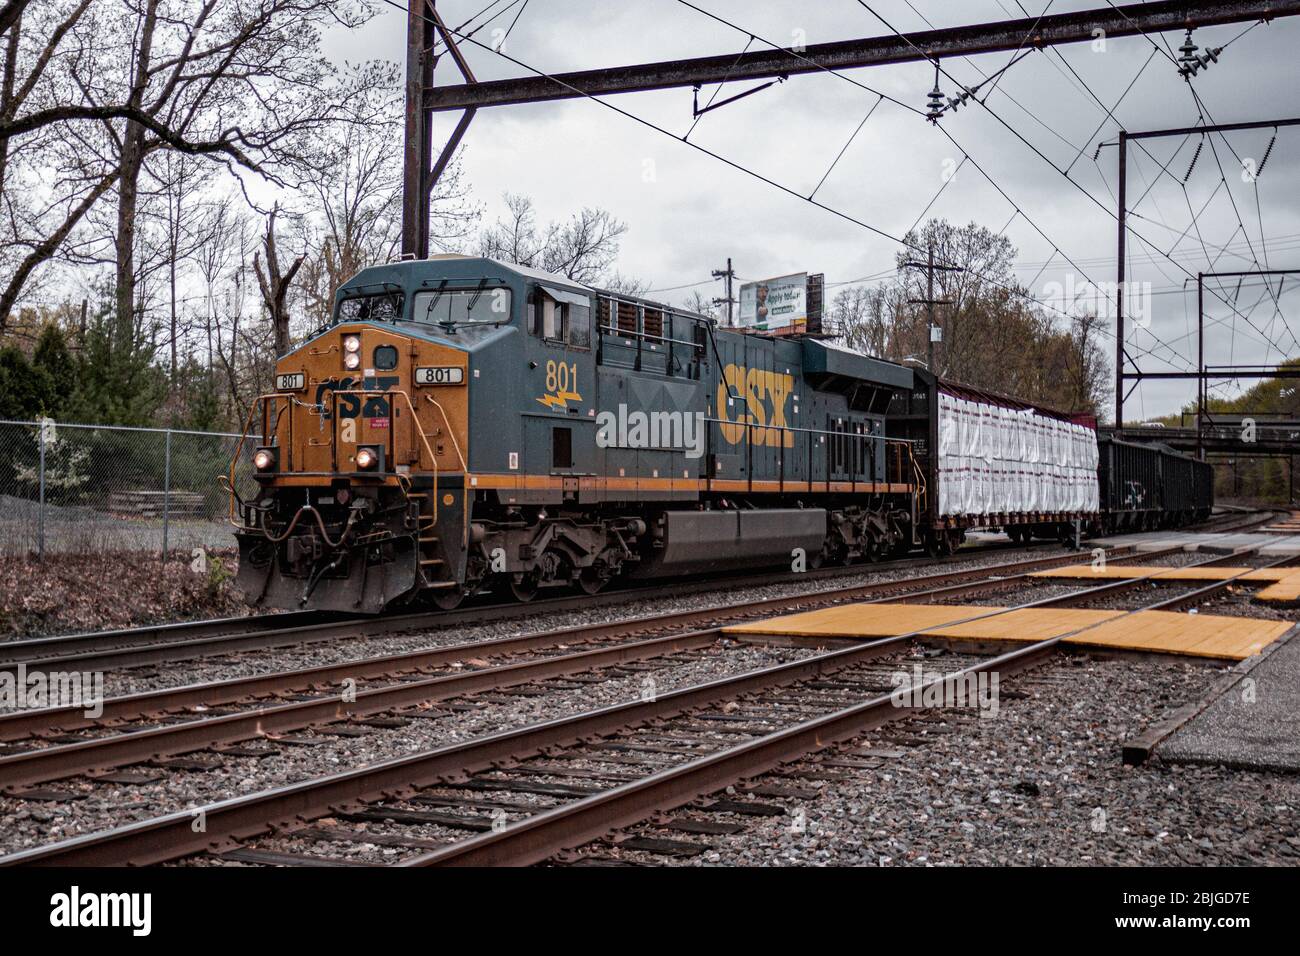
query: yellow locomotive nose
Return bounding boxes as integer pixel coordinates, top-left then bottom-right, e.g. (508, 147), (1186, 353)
(229, 306), (474, 613)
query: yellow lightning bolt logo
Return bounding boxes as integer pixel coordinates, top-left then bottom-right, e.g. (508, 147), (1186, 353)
(536, 389), (582, 410)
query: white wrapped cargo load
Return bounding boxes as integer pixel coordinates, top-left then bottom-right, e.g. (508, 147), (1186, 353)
(936, 391), (1098, 517)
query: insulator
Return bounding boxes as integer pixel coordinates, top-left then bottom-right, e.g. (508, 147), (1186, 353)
(1093, 142), (1103, 161)
(926, 83), (945, 122)
(1178, 29), (1200, 76)
(1256, 133), (1277, 177)
(925, 60), (945, 123)
(1184, 139), (1204, 182)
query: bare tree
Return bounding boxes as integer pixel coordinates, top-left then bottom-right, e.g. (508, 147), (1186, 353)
(151, 150), (208, 376)
(253, 204), (303, 356)
(479, 193), (630, 285)
(830, 219), (1111, 412)
(833, 284), (898, 357)
(681, 290), (719, 318)
(297, 76), (478, 330)
(0, 0), (382, 330)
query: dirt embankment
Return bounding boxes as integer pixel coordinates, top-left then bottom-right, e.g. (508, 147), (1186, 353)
(0, 548), (249, 639)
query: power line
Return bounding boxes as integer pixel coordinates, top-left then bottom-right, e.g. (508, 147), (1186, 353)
(856, 1), (1292, 371)
(660, 0), (1195, 371)
(393, 0), (1123, 341)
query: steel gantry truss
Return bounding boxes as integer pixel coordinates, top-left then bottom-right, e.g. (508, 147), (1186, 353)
(1114, 118), (1300, 431)
(401, 0), (1300, 273)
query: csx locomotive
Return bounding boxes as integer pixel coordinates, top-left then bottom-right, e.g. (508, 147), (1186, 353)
(227, 255), (1210, 613)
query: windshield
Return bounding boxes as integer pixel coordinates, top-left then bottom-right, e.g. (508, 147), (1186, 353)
(412, 287), (512, 327)
(336, 291), (403, 323)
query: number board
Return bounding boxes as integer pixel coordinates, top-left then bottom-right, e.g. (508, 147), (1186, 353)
(414, 366), (465, 386)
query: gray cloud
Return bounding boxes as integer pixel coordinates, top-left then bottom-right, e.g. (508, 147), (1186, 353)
(332, 0), (1300, 418)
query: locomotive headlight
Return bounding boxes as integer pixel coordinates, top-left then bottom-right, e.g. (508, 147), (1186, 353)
(252, 447), (277, 472)
(355, 446), (378, 470)
(343, 351), (361, 370)
(343, 334), (361, 353)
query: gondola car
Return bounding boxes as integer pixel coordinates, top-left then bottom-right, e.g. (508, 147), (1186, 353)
(1096, 435), (1213, 532)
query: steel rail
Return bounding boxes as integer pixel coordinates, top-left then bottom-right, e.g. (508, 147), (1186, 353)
(403, 564), (1287, 866)
(0, 542), (1258, 867)
(402, 639), (1060, 866)
(1, 510), (1265, 673)
(0, 629), (725, 790)
(0, 541), (1117, 676)
(0, 537), (1051, 673)
(0, 544), (1146, 742)
(0, 544), (1155, 783)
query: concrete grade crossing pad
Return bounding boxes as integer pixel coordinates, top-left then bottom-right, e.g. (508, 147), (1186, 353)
(724, 603), (1293, 662)
(1158, 626), (1300, 772)
(1088, 531), (1300, 555)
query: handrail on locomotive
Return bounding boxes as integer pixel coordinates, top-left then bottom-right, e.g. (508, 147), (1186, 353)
(224, 387), (441, 536)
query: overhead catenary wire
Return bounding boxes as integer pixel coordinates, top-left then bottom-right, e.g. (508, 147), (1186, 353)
(662, 0), (1197, 370)
(856, 0), (1293, 372)
(378, 0), (1150, 349)
(388, 0), (1288, 378)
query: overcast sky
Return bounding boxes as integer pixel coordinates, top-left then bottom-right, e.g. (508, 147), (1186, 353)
(325, 0), (1300, 421)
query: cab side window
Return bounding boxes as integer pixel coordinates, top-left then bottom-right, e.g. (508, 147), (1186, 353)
(568, 303), (591, 348)
(542, 297), (567, 341)
(534, 288), (591, 350)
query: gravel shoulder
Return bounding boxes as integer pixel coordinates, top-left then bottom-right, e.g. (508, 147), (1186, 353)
(588, 653), (1300, 866)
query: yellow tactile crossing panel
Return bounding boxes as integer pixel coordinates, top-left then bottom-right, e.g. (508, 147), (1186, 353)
(1257, 575), (1300, 604)
(723, 602), (1293, 661)
(1029, 565), (1292, 583)
(1027, 564), (1300, 604)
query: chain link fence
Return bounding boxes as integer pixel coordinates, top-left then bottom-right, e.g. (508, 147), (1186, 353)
(0, 419), (256, 558)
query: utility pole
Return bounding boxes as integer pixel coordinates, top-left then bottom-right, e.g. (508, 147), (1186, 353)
(401, 1), (478, 260)
(903, 242), (961, 374)
(712, 258), (736, 327)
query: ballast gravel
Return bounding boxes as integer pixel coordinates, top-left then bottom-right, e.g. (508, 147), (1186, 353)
(0, 639), (818, 855)
(595, 653), (1300, 866)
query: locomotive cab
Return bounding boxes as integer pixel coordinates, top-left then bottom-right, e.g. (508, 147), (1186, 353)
(230, 257), (532, 612)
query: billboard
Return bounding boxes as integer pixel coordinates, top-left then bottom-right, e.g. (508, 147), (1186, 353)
(738, 273), (807, 332)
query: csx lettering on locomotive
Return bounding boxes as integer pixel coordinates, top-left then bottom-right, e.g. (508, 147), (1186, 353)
(716, 363), (795, 447)
(315, 376), (399, 419)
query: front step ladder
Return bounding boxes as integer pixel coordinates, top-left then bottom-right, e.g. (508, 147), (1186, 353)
(411, 495), (452, 586)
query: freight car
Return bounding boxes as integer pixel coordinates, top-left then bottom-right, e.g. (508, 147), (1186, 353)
(887, 369), (1103, 552)
(1095, 435), (1213, 532)
(225, 256), (1209, 614)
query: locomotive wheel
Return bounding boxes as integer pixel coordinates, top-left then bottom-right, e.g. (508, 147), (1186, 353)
(510, 576), (540, 602)
(577, 569), (607, 595)
(430, 587), (466, 611)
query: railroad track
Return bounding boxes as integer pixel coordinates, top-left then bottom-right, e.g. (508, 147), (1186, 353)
(0, 537), (1051, 674)
(2, 534), (1288, 866)
(1, 508), (1270, 676)
(0, 544), (1164, 788)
